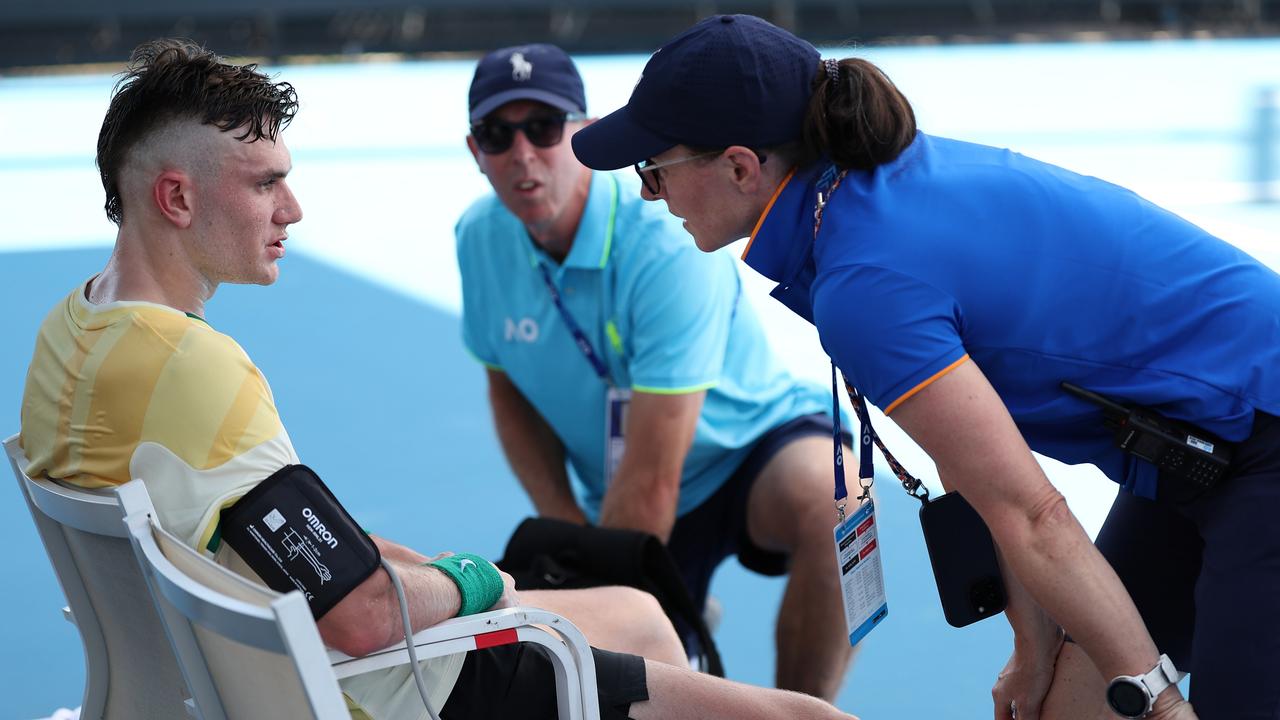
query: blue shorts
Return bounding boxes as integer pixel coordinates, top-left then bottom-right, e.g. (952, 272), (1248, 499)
(1094, 410), (1280, 719)
(666, 412), (850, 613)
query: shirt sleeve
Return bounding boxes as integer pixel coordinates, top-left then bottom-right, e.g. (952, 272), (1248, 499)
(128, 325), (300, 552)
(622, 242), (739, 393)
(813, 263), (968, 413)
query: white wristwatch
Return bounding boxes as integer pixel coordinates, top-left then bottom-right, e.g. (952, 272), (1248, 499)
(1105, 653), (1181, 718)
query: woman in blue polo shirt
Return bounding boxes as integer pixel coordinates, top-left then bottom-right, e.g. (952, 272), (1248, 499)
(572, 14), (1280, 720)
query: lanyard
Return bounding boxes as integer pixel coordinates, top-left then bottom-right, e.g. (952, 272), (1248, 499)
(535, 175), (620, 384)
(831, 364), (854, 520)
(839, 371), (930, 506)
(540, 250), (744, 385)
(537, 262), (611, 381)
(814, 165), (930, 520)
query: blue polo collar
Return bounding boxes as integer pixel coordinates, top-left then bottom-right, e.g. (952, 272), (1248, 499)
(740, 164), (825, 322)
(526, 171), (620, 271)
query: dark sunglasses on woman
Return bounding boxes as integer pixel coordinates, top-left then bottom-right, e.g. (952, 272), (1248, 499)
(470, 112), (586, 154)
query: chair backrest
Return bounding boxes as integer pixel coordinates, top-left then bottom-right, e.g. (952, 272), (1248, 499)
(117, 480), (351, 720)
(6, 433), (190, 720)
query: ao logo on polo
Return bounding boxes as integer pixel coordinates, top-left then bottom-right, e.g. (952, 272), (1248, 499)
(505, 317), (539, 343)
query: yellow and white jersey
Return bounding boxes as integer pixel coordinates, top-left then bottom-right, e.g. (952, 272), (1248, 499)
(20, 280), (297, 551)
(20, 281), (463, 719)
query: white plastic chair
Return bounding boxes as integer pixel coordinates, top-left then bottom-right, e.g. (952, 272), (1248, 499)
(6, 433), (190, 719)
(116, 478), (602, 720)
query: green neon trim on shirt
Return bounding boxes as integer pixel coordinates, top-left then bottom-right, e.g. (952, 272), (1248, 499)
(598, 174), (619, 269)
(631, 380), (718, 395)
(463, 344), (504, 371)
(605, 320), (624, 354)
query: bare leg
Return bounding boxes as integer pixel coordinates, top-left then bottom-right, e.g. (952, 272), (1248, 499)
(522, 586), (686, 666)
(746, 436), (856, 700)
(1041, 641), (1117, 719)
(632, 659), (859, 720)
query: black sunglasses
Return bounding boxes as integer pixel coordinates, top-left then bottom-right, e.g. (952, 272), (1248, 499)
(470, 112), (585, 155)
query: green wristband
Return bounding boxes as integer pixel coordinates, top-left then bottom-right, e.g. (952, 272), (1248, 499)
(428, 553), (504, 616)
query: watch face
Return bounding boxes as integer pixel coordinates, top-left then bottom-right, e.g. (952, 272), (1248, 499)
(1107, 680), (1150, 718)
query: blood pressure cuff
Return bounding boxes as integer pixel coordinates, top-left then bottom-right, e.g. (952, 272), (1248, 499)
(220, 464), (380, 619)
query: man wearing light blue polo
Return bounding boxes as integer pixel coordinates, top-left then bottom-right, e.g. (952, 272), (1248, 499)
(455, 43), (856, 700)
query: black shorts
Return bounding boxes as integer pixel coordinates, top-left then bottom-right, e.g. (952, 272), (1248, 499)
(666, 412), (849, 612)
(440, 644), (647, 720)
(1093, 410), (1280, 719)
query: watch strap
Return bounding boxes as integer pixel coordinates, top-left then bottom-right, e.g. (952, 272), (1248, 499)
(1108, 653), (1180, 718)
(1145, 654), (1179, 696)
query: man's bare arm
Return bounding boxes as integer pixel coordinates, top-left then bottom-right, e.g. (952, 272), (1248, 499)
(597, 390), (704, 541)
(487, 368), (586, 523)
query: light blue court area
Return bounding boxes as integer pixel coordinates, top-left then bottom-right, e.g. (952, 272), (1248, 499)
(2, 39), (1278, 719)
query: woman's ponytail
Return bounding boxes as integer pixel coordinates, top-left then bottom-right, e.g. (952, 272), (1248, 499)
(803, 58), (916, 170)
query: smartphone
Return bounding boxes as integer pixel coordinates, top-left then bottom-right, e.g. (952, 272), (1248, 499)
(918, 491), (1007, 628)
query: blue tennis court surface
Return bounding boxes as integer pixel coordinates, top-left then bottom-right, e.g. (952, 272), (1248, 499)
(2, 38), (1277, 718)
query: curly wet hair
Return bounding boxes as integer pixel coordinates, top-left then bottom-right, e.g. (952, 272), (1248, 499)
(95, 39), (298, 225)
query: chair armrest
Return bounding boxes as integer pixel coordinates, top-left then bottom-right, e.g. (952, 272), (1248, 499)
(327, 606), (590, 674)
(328, 606), (600, 720)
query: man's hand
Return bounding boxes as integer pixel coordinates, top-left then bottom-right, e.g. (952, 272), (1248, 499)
(598, 390), (703, 540)
(489, 563), (520, 610)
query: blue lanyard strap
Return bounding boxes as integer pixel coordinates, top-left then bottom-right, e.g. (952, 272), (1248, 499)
(534, 174), (620, 384)
(831, 364), (851, 515)
(842, 372), (930, 504)
(830, 364), (883, 516)
(815, 164), (929, 510)
(537, 262), (611, 381)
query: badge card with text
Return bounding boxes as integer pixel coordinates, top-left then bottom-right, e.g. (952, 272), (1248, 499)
(603, 386), (631, 484)
(834, 499), (888, 647)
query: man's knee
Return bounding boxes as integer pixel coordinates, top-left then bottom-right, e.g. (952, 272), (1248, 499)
(747, 436), (843, 551)
(596, 586), (666, 622)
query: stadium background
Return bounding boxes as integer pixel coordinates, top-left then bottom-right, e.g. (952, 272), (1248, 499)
(1, 3), (1277, 717)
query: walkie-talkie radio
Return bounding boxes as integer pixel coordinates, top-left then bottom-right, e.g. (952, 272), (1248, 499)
(1061, 382), (1233, 495)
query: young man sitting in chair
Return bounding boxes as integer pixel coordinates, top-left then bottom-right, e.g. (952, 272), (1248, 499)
(17, 39), (857, 720)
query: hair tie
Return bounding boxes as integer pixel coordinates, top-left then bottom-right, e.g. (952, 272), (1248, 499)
(824, 58), (840, 84)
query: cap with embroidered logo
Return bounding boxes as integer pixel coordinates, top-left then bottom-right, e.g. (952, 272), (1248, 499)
(469, 43), (587, 121)
(572, 15), (819, 170)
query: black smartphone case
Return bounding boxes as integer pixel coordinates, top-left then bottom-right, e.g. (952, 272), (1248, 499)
(918, 491), (1007, 627)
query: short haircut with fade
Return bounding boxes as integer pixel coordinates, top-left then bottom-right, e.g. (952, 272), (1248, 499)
(96, 38), (299, 225)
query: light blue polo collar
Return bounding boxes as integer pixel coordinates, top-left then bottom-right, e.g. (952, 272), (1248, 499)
(526, 171), (620, 271)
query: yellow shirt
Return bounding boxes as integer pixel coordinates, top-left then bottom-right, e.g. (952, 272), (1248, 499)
(20, 281), (462, 718)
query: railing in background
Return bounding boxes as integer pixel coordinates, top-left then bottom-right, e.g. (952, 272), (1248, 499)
(1255, 86), (1279, 203)
(0, 0), (1278, 70)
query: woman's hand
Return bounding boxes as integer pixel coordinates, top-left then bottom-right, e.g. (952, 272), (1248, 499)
(993, 630), (1063, 720)
(1148, 690), (1198, 720)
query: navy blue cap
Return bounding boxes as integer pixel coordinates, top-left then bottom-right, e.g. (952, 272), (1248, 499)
(469, 43), (586, 122)
(573, 15), (820, 170)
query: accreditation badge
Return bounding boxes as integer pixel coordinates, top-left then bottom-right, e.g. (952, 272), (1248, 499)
(833, 498), (888, 647)
(604, 386), (631, 484)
